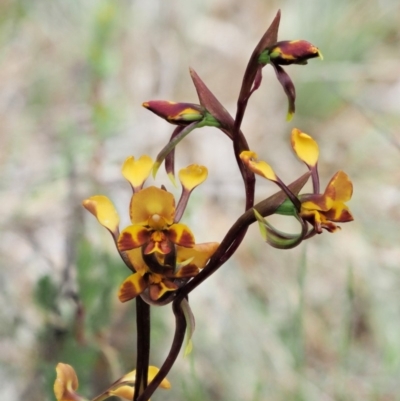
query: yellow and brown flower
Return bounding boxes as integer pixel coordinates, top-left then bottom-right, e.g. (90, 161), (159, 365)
(299, 170), (353, 233)
(239, 128), (354, 246)
(117, 186), (195, 255)
(83, 155), (219, 303)
(119, 242), (219, 302)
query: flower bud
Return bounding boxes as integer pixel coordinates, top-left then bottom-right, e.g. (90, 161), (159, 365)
(268, 40), (322, 65)
(143, 100), (205, 125)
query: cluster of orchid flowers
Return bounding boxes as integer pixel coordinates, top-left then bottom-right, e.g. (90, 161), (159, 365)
(54, 10), (353, 401)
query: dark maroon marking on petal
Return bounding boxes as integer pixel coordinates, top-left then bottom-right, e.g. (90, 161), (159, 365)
(149, 284), (161, 301)
(159, 240), (173, 254)
(118, 232), (137, 251)
(168, 228), (195, 247)
(162, 279), (179, 290)
(174, 264), (199, 278)
(143, 241), (156, 255)
(119, 277), (147, 303)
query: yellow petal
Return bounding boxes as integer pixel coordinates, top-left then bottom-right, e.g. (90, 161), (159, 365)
(324, 201), (354, 222)
(122, 155), (154, 190)
(239, 150), (258, 164)
(240, 151), (277, 181)
(291, 128), (319, 167)
(119, 370), (136, 384)
(325, 170), (353, 203)
(110, 385), (134, 401)
(301, 193), (333, 212)
(176, 242), (219, 269)
(118, 273), (147, 302)
(126, 248), (149, 275)
(148, 366), (171, 389)
(82, 195), (120, 233)
(117, 366), (171, 389)
(118, 225), (150, 252)
(130, 186), (175, 226)
(178, 164), (208, 191)
(168, 223), (195, 247)
(252, 160), (277, 181)
(54, 363), (79, 401)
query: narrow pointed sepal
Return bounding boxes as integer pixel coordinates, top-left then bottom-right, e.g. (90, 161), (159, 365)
(189, 67), (233, 134)
(167, 172), (178, 187)
(164, 126), (184, 184)
(152, 121), (200, 178)
(271, 64), (296, 121)
(253, 209), (307, 249)
(253, 171), (310, 218)
(181, 298), (196, 357)
(238, 10), (281, 103)
(275, 198), (298, 216)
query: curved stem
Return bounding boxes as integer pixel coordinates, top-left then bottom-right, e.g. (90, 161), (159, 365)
(133, 297), (150, 401)
(136, 300), (186, 401)
(176, 171), (310, 302)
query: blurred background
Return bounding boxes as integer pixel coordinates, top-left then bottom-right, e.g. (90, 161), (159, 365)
(1, 0), (400, 400)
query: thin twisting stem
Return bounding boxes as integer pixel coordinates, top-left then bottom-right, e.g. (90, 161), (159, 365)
(176, 172), (311, 301)
(133, 297), (150, 401)
(136, 300), (186, 401)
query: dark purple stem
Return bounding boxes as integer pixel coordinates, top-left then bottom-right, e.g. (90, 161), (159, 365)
(133, 297), (150, 401)
(136, 300), (186, 401)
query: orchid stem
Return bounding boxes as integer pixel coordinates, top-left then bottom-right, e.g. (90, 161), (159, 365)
(136, 300), (186, 401)
(133, 297), (150, 401)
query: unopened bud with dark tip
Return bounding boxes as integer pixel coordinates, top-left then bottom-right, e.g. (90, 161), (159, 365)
(267, 40), (322, 65)
(143, 100), (205, 125)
